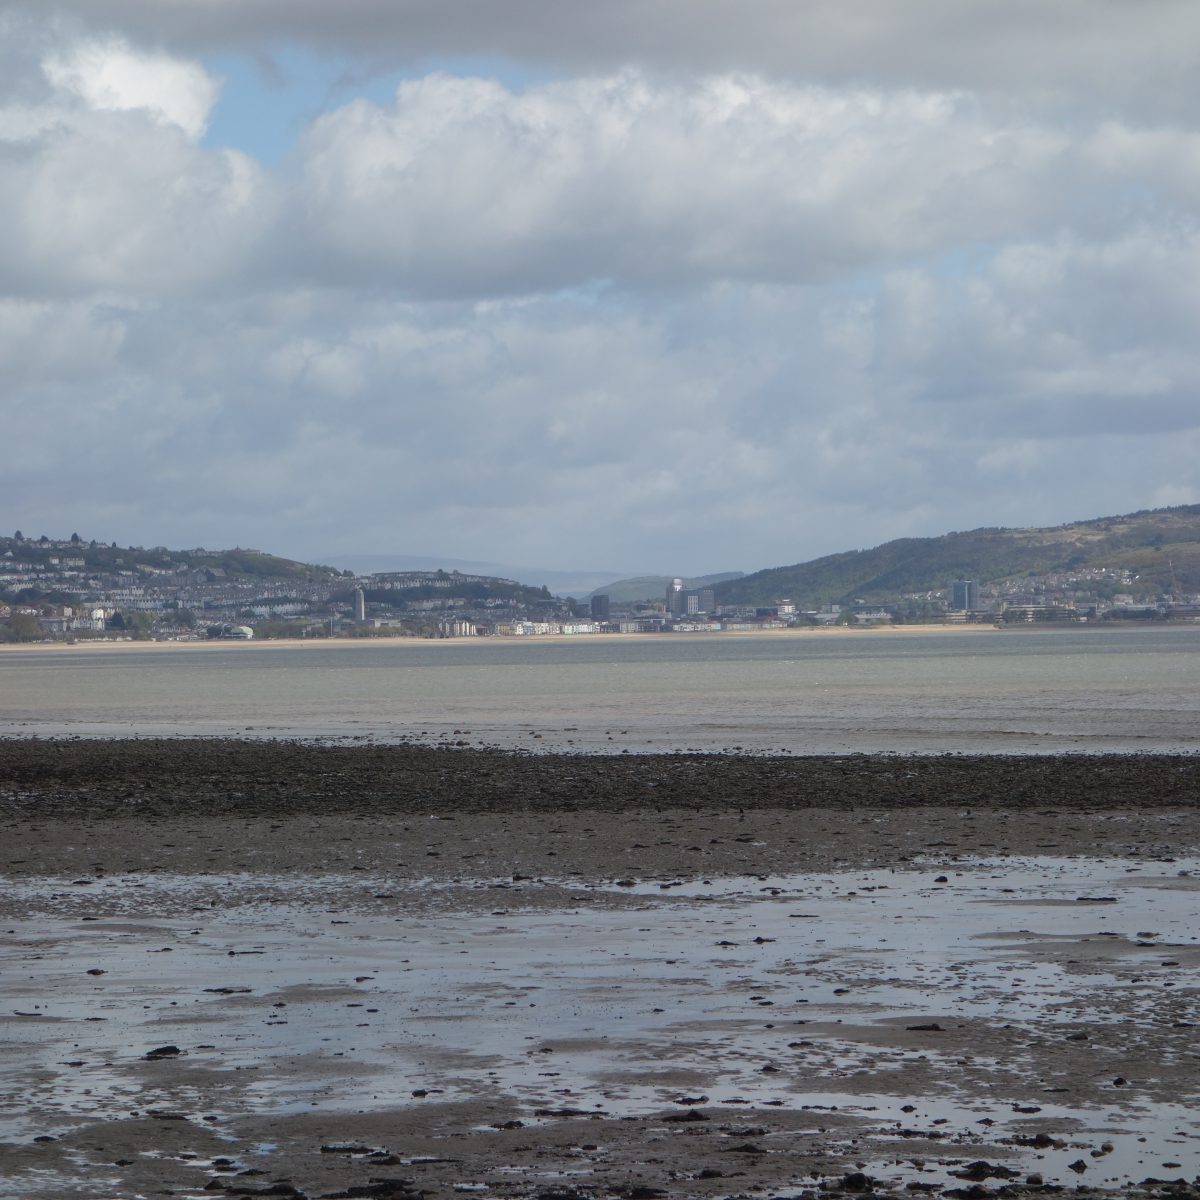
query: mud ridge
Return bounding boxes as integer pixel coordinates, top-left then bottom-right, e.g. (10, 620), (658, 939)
(1, 739), (1198, 819)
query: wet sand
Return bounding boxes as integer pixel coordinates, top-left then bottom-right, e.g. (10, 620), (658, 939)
(2, 741), (1200, 1199)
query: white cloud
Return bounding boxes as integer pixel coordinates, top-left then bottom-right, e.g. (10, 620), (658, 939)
(42, 37), (219, 138)
(0, 33), (270, 298)
(291, 73), (1076, 296)
(2, 47), (1196, 305)
(0, 111), (270, 296)
(0, 27), (264, 297)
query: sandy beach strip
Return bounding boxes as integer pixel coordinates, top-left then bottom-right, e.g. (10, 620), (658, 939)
(0, 623), (1013, 655)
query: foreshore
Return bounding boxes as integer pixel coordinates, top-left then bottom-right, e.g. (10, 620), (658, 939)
(4, 740), (1199, 1200)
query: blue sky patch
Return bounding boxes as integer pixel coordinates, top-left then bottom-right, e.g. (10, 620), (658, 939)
(203, 49), (549, 163)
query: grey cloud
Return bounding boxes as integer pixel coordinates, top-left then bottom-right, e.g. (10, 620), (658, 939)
(3, 6), (1198, 571)
(5, 228), (1198, 570)
(861, 230), (1200, 442)
(6, 1), (1200, 120)
(0, 112), (271, 298)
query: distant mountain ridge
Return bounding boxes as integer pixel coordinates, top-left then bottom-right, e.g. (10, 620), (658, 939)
(714, 506), (1200, 608)
(587, 572), (746, 604)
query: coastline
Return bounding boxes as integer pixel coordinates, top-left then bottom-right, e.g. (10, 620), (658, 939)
(0, 623), (1012, 653)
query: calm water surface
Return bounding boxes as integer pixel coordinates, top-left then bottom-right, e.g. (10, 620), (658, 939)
(1, 627), (1197, 753)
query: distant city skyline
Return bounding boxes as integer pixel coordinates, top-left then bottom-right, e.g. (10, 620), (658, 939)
(8, 530), (1185, 645)
(1, 2), (1197, 572)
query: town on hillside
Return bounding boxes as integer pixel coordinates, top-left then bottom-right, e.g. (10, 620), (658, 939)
(1, 530), (1197, 643)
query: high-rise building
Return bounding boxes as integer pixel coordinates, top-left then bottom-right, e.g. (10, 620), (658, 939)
(666, 577), (687, 616)
(353, 586), (366, 623)
(950, 579), (979, 611)
(590, 594), (610, 620)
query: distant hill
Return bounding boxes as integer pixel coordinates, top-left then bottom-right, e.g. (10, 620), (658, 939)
(322, 553), (628, 598)
(714, 506), (1200, 608)
(588, 571), (745, 604)
(10, 505), (1198, 613)
(353, 571), (556, 609)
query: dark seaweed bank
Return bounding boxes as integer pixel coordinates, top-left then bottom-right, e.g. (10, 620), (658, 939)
(1, 737), (1196, 820)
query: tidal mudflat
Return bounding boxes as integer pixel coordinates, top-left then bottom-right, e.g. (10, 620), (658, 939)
(2, 741), (1199, 1199)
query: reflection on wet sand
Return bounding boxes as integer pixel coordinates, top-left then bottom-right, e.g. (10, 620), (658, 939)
(4, 856), (1198, 1196)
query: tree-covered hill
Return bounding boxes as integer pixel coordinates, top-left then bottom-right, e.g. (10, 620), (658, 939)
(714, 506), (1200, 608)
(1, 533), (342, 582)
(355, 574), (556, 609)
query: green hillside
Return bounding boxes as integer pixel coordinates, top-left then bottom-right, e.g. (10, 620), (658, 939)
(1, 534), (341, 582)
(357, 574), (555, 610)
(715, 506), (1200, 608)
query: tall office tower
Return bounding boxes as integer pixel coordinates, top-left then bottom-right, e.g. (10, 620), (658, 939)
(666, 578), (687, 616)
(590, 593), (610, 620)
(950, 580), (979, 611)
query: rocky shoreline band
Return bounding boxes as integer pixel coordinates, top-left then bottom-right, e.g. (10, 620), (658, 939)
(3, 740), (1200, 1200)
(4, 739), (1200, 820)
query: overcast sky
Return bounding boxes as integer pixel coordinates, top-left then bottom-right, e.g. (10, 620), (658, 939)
(2, 2), (1198, 576)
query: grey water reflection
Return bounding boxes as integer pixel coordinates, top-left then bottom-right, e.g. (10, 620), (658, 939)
(3, 856), (1198, 1188)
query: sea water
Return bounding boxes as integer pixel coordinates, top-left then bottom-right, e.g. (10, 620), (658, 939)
(1, 626), (1197, 753)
